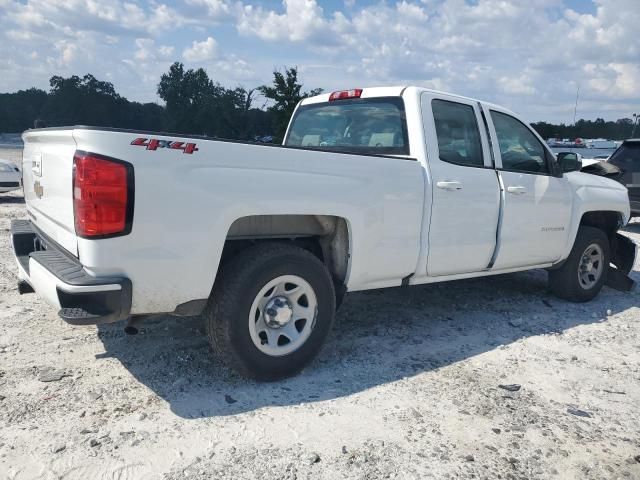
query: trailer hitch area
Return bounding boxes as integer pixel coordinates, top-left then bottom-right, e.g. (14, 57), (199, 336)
(606, 233), (637, 292)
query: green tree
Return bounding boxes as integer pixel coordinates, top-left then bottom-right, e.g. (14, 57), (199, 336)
(41, 74), (136, 128)
(0, 74), (168, 132)
(157, 62), (273, 140)
(157, 62), (217, 134)
(258, 67), (323, 141)
(0, 88), (47, 132)
(531, 118), (636, 141)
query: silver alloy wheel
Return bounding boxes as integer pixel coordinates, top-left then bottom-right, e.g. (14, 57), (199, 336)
(578, 243), (604, 290)
(248, 275), (318, 356)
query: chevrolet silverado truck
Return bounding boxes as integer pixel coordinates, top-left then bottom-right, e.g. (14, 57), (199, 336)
(11, 86), (637, 380)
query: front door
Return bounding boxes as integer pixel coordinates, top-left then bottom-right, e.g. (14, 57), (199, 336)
(483, 105), (573, 269)
(421, 93), (501, 276)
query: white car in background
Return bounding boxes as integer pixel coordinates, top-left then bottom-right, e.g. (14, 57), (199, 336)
(0, 159), (21, 193)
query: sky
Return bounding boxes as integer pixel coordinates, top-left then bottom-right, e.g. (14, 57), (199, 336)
(0, 0), (638, 124)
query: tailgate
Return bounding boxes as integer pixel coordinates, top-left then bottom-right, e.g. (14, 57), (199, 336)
(22, 129), (78, 256)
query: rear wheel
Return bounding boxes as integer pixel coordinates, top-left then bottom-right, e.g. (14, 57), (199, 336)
(205, 243), (335, 380)
(548, 226), (610, 302)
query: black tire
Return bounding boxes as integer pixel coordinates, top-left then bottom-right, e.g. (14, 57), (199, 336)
(204, 243), (336, 380)
(548, 226), (610, 302)
(335, 284), (347, 311)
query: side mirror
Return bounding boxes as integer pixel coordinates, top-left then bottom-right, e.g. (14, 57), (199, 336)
(557, 152), (583, 173)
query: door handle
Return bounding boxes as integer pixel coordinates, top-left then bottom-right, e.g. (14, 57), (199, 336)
(507, 185), (527, 195)
(436, 181), (463, 191)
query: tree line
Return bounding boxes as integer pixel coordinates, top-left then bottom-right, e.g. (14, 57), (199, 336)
(0, 63), (321, 142)
(1, 64), (637, 141)
(531, 118), (637, 141)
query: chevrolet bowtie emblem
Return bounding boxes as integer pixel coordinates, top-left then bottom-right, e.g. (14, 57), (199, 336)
(34, 180), (44, 199)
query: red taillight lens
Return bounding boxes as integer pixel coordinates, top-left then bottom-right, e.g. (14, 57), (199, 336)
(329, 89), (363, 101)
(73, 151), (132, 238)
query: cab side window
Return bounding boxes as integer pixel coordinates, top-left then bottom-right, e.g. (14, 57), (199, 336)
(491, 110), (549, 174)
(432, 99), (484, 167)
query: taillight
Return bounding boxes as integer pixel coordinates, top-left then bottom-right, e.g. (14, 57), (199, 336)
(73, 151), (134, 238)
(329, 89), (363, 101)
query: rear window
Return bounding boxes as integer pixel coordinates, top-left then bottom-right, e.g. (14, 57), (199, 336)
(284, 97), (409, 156)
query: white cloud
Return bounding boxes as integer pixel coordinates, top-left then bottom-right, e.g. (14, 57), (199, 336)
(185, 0), (232, 18)
(5, 29), (34, 41)
(0, 0), (638, 122)
(498, 75), (536, 96)
(566, 0), (640, 63)
(158, 45), (176, 59)
(57, 42), (77, 66)
(3, 0), (194, 39)
(180, 38), (255, 80)
(214, 56), (255, 80)
(237, 0), (329, 42)
(134, 39), (155, 62)
(233, 0), (639, 121)
(133, 39), (175, 63)
(183, 37), (218, 62)
(585, 63), (640, 98)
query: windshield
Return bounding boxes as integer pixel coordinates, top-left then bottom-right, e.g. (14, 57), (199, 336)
(284, 97), (409, 156)
(609, 142), (640, 164)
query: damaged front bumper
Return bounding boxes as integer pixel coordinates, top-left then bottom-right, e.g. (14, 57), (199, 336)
(607, 232), (637, 291)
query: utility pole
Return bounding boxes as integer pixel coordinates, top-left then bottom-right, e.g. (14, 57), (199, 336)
(633, 113), (638, 138)
(573, 86), (580, 126)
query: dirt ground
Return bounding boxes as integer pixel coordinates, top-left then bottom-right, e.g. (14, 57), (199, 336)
(1, 159), (639, 479)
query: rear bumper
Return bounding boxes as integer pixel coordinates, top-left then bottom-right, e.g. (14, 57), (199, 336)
(10, 219), (131, 325)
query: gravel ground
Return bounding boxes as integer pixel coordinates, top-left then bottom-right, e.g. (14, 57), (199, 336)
(1, 161), (640, 479)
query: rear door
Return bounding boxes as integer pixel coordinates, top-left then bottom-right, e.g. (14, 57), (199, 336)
(421, 92), (500, 276)
(608, 141), (640, 213)
(482, 105), (572, 269)
(22, 129), (78, 255)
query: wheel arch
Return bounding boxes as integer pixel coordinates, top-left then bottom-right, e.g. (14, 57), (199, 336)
(579, 210), (624, 237)
(558, 209), (625, 265)
(220, 214), (352, 287)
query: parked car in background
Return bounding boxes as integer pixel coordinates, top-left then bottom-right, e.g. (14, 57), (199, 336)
(607, 139), (640, 216)
(0, 159), (21, 193)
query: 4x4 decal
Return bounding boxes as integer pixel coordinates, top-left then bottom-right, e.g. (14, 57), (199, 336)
(131, 137), (199, 154)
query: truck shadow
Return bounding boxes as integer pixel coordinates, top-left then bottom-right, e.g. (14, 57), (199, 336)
(96, 267), (639, 419)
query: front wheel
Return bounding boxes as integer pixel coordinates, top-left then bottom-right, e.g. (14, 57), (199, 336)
(548, 226), (610, 302)
(205, 243), (336, 380)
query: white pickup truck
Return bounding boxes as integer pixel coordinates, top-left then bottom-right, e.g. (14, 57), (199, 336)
(12, 86), (636, 380)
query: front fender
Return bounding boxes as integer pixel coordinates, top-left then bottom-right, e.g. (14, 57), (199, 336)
(560, 172), (631, 261)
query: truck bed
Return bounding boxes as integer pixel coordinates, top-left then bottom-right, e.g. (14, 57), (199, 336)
(20, 126), (426, 314)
